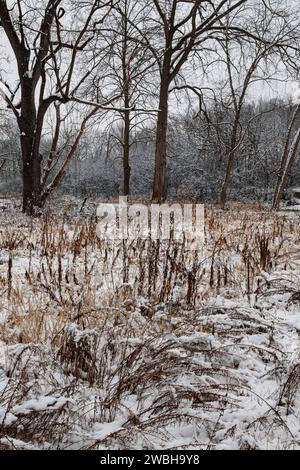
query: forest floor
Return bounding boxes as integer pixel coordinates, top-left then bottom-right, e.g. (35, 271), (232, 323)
(0, 197), (299, 450)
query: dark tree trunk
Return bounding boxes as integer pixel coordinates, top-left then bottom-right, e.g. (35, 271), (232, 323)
(21, 139), (42, 215)
(123, 108), (131, 196)
(121, 1), (131, 197)
(220, 121), (239, 209)
(273, 126), (300, 210)
(20, 79), (42, 215)
(152, 64), (170, 202)
(122, 74), (131, 196)
(272, 103), (300, 209)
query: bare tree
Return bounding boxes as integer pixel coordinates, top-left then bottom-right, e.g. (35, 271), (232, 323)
(0, 0), (117, 214)
(216, 2), (299, 208)
(272, 98), (300, 209)
(146, 0), (250, 202)
(89, 0), (157, 196)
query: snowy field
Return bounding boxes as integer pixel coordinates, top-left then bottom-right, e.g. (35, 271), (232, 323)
(0, 197), (300, 450)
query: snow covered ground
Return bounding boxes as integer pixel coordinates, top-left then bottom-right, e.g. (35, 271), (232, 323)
(0, 198), (299, 450)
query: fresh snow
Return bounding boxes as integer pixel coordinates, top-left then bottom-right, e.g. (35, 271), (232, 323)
(0, 198), (299, 450)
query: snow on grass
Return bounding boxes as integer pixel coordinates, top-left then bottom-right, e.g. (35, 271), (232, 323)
(0, 198), (299, 450)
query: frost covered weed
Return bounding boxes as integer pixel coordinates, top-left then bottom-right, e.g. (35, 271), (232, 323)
(0, 202), (300, 449)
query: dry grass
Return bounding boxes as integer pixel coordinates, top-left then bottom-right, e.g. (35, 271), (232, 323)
(0, 202), (299, 449)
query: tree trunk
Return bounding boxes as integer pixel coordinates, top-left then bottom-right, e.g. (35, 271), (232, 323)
(272, 103), (300, 209)
(123, 109), (131, 196)
(20, 80), (42, 215)
(152, 67), (170, 203)
(122, 77), (131, 196)
(273, 125), (300, 210)
(121, 0), (131, 197)
(220, 119), (239, 209)
(21, 137), (42, 215)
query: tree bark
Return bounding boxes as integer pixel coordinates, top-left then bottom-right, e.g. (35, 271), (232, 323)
(272, 103), (300, 209)
(121, 0), (131, 197)
(123, 108), (131, 196)
(20, 79), (42, 215)
(272, 125), (300, 210)
(152, 63), (170, 202)
(219, 119), (239, 208)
